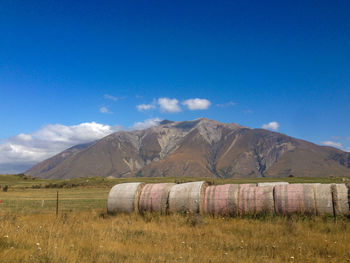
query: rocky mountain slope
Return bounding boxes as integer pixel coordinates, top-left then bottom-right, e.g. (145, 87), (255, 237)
(26, 118), (350, 179)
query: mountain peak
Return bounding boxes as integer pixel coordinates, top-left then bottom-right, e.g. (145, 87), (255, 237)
(195, 117), (219, 123)
(159, 119), (174, 125)
(25, 118), (350, 179)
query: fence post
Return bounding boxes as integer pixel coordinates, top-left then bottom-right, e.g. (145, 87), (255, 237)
(56, 191), (59, 217)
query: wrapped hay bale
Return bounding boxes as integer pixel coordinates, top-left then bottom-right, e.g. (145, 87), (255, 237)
(107, 182), (145, 214)
(239, 183), (257, 188)
(274, 184), (316, 216)
(313, 184), (333, 215)
(168, 181), (209, 214)
(257, 182), (289, 187)
(138, 183), (175, 213)
(204, 184), (239, 216)
(331, 184), (350, 216)
(238, 185), (274, 215)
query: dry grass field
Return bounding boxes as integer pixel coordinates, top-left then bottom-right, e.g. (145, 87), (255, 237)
(0, 174), (349, 262)
(1, 211), (350, 263)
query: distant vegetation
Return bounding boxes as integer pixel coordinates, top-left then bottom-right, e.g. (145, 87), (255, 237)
(1, 173), (349, 189)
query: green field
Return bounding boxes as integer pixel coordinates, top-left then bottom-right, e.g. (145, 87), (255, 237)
(0, 174), (349, 214)
(1, 174), (350, 263)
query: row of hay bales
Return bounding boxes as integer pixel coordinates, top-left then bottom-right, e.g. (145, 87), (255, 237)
(107, 181), (350, 217)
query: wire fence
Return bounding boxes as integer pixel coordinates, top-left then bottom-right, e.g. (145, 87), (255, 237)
(0, 197), (107, 214)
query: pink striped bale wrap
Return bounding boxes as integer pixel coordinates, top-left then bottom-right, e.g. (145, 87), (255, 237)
(238, 186), (274, 215)
(204, 184), (239, 216)
(138, 183), (175, 213)
(258, 182), (289, 187)
(239, 184), (257, 188)
(274, 184), (316, 215)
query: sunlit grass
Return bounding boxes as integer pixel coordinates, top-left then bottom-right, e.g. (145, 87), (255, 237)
(0, 188), (108, 214)
(0, 210), (349, 263)
(0, 174), (349, 262)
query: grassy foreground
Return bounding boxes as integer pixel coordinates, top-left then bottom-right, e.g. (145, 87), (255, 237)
(0, 174), (349, 262)
(1, 211), (350, 263)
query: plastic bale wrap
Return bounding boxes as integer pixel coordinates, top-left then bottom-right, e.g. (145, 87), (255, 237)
(313, 184), (333, 215)
(239, 183), (257, 188)
(331, 184), (350, 216)
(204, 184), (239, 216)
(107, 182), (146, 214)
(274, 184), (316, 216)
(257, 182), (289, 187)
(168, 181), (209, 214)
(238, 186), (274, 216)
(138, 183), (175, 213)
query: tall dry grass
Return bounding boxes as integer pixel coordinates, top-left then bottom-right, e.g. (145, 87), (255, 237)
(0, 210), (349, 263)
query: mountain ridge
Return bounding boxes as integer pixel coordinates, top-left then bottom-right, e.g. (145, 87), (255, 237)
(26, 118), (350, 179)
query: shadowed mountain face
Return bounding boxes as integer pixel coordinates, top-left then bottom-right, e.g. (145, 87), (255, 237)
(26, 118), (350, 179)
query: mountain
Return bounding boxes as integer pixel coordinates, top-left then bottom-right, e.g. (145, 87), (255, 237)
(26, 142), (95, 177)
(25, 118), (350, 179)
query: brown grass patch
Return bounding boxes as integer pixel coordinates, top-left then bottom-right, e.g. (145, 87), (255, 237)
(0, 211), (349, 262)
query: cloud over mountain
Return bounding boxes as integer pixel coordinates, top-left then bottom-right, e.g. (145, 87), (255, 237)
(321, 141), (343, 148)
(130, 118), (162, 130)
(158, 98), (181, 113)
(0, 122), (122, 173)
(182, 98), (211, 110)
(137, 97), (211, 112)
(137, 103), (156, 111)
(100, 106), (112, 114)
(262, 121), (279, 131)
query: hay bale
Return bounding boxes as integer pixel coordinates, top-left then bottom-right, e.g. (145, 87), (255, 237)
(107, 182), (145, 214)
(168, 181), (209, 214)
(332, 184), (349, 216)
(274, 184), (316, 216)
(238, 186), (274, 215)
(138, 183), (175, 213)
(257, 182), (289, 187)
(239, 183), (257, 188)
(313, 184), (333, 215)
(204, 184), (239, 216)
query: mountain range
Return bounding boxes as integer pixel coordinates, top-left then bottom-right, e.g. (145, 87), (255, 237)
(26, 118), (350, 179)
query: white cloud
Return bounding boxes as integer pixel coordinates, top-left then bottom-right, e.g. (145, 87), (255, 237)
(100, 106), (112, 114)
(262, 121), (279, 131)
(216, 101), (236, 108)
(17, 133), (32, 141)
(137, 97), (212, 112)
(345, 147), (350, 152)
(0, 122), (122, 174)
(158, 98), (181, 113)
(182, 98), (211, 110)
(137, 103), (156, 111)
(104, 94), (118, 101)
(320, 141), (343, 149)
(130, 118), (162, 130)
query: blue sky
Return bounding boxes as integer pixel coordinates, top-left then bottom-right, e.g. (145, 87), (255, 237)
(0, 0), (349, 173)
